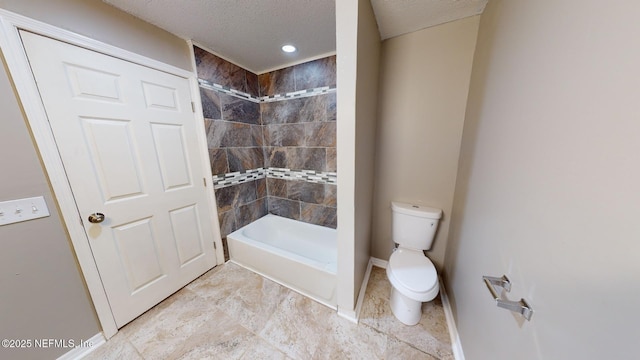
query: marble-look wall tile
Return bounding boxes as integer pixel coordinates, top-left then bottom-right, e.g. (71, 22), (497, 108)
(298, 95), (329, 122)
(304, 122), (336, 147)
(294, 56), (337, 90)
(263, 124), (306, 147)
(263, 147), (287, 169)
(261, 99), (303, 125)
(208, 149), (229, 175)
(288, 182), (336, 206)
(220, 93), (260, 125)
(207, 120), (246, 148)
(198, 51), (338, 233)
(261, 96), (328, 125)
(215, 181), (258, 213)
(256, 178), (267, 199)
(263, 147), (327, 172)
(288, 148), (327, 171)
(200, 88), (222, 120)
(326, 148), (337, 172)
(218, 209), (236, 239)
(267, 196), (300, 220)
(266, 178), (288, 198)
(251, 125), (264, 147)
(246, 71), (260, 97)
(327, 92), (337, 121)
(265, 179), (336, 228)
(228, 147), (264, 172)
(235, 198), (268, 229)
(207, 120), (261, 148)
(194, 46), (247, 93)
(203, 118), (213, 135)
(213, 178), (268, 257)
(259, 67), (295, 96)
(300, 203), (337, 228)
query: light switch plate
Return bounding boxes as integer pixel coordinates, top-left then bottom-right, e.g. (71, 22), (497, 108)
(0, 196), (50, 226)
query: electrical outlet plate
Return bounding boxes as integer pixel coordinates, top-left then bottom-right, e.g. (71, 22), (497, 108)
(0, 196), (50, 226)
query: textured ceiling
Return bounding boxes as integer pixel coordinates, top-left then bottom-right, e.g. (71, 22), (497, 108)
(103, 0), (336, 74)
(371, 0), (488, 40)
(103, 0), (487, 74)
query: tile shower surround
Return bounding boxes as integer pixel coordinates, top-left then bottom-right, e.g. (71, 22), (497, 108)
(194, 47), (337, 239)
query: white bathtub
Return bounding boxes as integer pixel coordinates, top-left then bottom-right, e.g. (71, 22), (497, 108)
(227, 214), (337, 308)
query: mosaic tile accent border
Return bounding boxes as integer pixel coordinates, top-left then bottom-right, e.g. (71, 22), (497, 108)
(198, 79), (336, 104)
(267, 167), (337, 184)
(199, 79), (260, 103)
(260, 87), (336, 103)
(212, 167), (337, 189)
(212, 168), (266, 189)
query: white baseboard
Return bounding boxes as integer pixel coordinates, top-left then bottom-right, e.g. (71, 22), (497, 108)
(338, 256), (379, 323)
(56, 332), (105, 360)
(439, 279), (465, 360)
(353, 258), (375, 321)
(370, 257), (388, 269)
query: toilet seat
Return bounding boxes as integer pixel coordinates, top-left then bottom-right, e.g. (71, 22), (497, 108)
(387, 248), (439, 302)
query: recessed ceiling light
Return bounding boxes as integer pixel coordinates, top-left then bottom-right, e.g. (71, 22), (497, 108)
(281, 44), (297, 53)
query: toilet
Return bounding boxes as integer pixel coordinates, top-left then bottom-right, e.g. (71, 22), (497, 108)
(386, 201), (442, 325)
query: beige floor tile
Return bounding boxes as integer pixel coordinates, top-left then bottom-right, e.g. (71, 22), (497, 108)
(240, 337), (292, 360)
(118, 286), (195, 340)
(126, 288), (219, 359)
(312, 314), (387, 360)
(217, 268), (289, 333)
(384, 337), (439, 360)
(86, 263), (452, 360)
(186, 261), (252, 305)
(259, 291), (334, 360)
(82, 332), (142, 360)
(171, 311), (256, 360)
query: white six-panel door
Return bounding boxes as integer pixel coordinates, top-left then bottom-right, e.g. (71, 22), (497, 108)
(20, 31), (217, 327)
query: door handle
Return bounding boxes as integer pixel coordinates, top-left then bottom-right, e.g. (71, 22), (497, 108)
(88, 213), (105, 224)
(483, 275), (533, 321)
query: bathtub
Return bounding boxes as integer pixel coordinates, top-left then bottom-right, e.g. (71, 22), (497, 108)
(227, 214), (337, 308)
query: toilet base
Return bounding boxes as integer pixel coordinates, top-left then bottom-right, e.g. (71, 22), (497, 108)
(389, 286), (422, 326)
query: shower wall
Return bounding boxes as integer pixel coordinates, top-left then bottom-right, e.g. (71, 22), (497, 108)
(194, 46), (267, 254)
(260, 57), (337, 228)
(193, 46), (337, 251)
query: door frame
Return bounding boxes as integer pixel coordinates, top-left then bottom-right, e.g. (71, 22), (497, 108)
(0, 9), (224, 338)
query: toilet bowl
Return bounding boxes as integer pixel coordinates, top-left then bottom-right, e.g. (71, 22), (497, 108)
(387, 202), (442, 325)
(386, 248), (439, 325)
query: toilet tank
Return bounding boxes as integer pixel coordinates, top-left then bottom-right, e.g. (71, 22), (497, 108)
(391, 202), (442, 250)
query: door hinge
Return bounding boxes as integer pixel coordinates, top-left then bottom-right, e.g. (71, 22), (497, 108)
(191, 101), (196, 113)
(213, 242), (217, 250)
(203, 177), (207, 187)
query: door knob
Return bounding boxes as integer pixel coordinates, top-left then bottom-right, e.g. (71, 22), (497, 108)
(88, 213), (105, 224)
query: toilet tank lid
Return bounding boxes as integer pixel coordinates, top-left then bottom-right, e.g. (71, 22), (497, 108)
(391, 202), (442, 219)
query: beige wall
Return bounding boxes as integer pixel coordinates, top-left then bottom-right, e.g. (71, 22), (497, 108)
(0, 0), (191, 70)
(445, 1), (640, 359)
(353, 0), (381, 303)
(336, 0), (380, 313)
(0, 1), (192, 358)
(371, 17), (480, 269)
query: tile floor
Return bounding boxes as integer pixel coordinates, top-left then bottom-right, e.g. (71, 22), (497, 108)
(85, 263), (453, 360)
